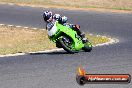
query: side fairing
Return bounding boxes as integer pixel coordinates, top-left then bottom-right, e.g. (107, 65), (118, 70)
(47, 22), (58, 36)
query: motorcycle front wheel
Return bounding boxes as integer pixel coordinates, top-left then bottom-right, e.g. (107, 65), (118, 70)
(82, 42), (92, 52)
(58, 36), (79, 54)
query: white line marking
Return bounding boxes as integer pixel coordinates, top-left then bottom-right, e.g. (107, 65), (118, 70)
(29, 48), (63, 54)
(8, 25), (14, 27)
(16, 26), (22, 28)
(0, 53), (26, 57)
(0, 49), (63, 57)
(95, 38), (119, 47)
(24, 27), (29, 29)
(32, 28), (38, 30)
(40, 29), (46, 30)
(0, 24), (5, 26)
(89, 34), (93, 36)
(8, 3), (14, 5)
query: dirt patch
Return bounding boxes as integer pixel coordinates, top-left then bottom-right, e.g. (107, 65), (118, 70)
(0, 25), (55, 55)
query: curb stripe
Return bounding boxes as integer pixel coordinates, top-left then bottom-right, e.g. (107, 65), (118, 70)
(0, 38), (118, 57)
(0, 49), (63, 57)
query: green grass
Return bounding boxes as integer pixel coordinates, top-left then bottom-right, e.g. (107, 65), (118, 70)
(0, 0), (132, 11)
(112, 7), (132, 11)
(0, 25), (110, 55)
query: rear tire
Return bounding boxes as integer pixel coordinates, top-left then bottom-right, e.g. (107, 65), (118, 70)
(58, 36), (78, 54)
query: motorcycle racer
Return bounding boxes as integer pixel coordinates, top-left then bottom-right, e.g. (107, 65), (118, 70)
(43, 11), (88, 43)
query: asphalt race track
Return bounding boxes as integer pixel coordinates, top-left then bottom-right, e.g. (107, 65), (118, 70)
(0, 4), (132, 88)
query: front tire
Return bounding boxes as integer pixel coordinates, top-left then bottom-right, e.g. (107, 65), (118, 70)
(58, 36), (78, 54)
(83, 42), (92, 52)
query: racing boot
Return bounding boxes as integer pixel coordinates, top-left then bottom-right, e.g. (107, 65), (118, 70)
(82, 38), (88, 43)
(72, 24), (88, 43)
(80, 33), (88, 43)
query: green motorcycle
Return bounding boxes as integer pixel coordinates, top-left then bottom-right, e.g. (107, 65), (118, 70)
(46, 21), (92, 54)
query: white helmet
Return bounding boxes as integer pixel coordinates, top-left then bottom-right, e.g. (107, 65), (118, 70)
(43, 11), (53, 22)
(61, 16), (68, 23)
(53, 14), (61, 20)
